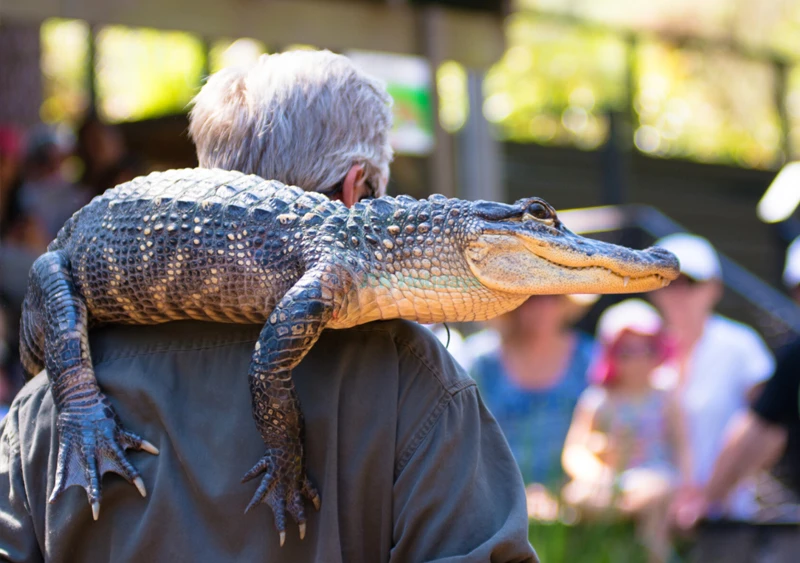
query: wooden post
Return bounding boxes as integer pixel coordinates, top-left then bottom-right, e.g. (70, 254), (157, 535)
(420, 5), (456, 198)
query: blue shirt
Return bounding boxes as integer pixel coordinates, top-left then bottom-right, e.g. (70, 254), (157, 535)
(469, 331), (595, 487)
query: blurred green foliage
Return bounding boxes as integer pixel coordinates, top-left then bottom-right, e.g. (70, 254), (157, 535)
(515, 0), (800, 60)
(633, 41), (782, 169)
(486, 12), (788, 168)
(484, 15), (627, 150)
(95, 25), (205, 123)
(788, 66), (800, 159)
(40, 19), (90, 126)
(437, 61), (469, 133)
(503, 1), (800, 168)
(39, 4), (800, 168)
(529, 520), (650, 563)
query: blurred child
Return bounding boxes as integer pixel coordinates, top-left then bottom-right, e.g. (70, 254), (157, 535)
(561, 299), (691, 563)
(651, 234), (773, 527)
(469, 295), (596, 506)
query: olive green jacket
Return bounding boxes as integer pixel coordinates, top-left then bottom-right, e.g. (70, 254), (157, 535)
(0, 320), (536, 562)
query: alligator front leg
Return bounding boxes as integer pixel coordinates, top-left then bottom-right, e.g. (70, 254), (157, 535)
(24, 251), (159, 519)
(243, 266), (348, 545)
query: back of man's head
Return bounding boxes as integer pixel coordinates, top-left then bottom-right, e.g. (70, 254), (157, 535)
(189, 49), (393, 195)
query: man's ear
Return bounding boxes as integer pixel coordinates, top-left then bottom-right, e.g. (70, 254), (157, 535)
(342, 164), (366, 208)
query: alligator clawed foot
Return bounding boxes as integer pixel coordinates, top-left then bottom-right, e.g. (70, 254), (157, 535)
(242, 446), (320, 546)
(50, 400), (159, 519)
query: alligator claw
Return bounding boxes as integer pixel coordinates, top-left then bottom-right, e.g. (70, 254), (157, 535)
(242, 446), (320, 544)
(133, 476), (147, 498)
(139, 440), (160, 456)
(50, 400), (157, 518)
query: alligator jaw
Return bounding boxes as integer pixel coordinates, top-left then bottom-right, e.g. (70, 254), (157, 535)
(466, 233), (679, 295)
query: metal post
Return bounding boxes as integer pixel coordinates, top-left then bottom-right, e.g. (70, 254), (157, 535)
(420, 5), (456, 198)
(599, 33), (636, 205)
(87, 23), (98, 117)
(457, 69), (503, 202)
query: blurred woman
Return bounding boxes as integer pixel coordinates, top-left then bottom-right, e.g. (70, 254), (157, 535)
(468, 294), (596, 515)
(76, 114), (127, 197)
(562, 299), (691, 563)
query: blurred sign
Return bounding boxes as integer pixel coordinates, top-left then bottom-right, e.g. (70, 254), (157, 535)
(347, 50), (435, 156)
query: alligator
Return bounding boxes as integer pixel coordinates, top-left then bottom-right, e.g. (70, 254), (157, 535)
(20, 167), (679, 544)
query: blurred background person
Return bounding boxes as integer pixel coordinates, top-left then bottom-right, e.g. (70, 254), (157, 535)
(15, 124), (90, 247)
(0, 126), (48, 402)
(468, 294), (597, 517)
(0, 125), (24, 227)
(673, 236), (800, 541)
(561, 299), (690, 563)
(102, 152), (146, 190)
(649, 233), (775, 523)
(75, 113), (129, 197)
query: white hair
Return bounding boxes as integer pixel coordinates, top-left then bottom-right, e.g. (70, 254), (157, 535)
(189, 50), (394, 195)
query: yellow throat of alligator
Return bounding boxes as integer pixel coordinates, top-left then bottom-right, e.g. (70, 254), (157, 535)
(466, 233), (680, 295)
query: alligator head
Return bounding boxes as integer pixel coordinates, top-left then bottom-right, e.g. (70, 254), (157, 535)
(463, 198), (680, 295)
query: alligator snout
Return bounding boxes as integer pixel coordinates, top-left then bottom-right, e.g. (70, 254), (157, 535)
(639, 246), (681, 280)
(644, 245), (681, 267)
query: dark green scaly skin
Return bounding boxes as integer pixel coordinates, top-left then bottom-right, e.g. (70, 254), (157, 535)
(19, 167), (679, 541)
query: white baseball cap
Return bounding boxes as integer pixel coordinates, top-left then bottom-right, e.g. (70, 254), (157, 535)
(783, 235), (800, 289)
(597, 298), (663, 344)
(655, 233), (722, 282)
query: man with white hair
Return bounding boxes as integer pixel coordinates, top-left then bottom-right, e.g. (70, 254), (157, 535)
(650, 233), (775, 561)
(188, 49), (393, 206)
(0, 51), (537, 562)
(697, 234), (800, 511)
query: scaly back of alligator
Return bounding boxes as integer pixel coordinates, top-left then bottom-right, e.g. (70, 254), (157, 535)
(47, 167), (521, 328)
(52, 168), (344, 325)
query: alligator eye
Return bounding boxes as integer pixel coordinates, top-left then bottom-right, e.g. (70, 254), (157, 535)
(525, 202), (554, 223)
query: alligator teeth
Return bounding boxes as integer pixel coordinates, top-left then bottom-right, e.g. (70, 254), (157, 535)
(623, 276), (629, 288)
(661, 277), (668, 287)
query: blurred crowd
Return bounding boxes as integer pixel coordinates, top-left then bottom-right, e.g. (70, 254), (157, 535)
(437, 233), (800, 563)
(0, 116), (144, 414)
